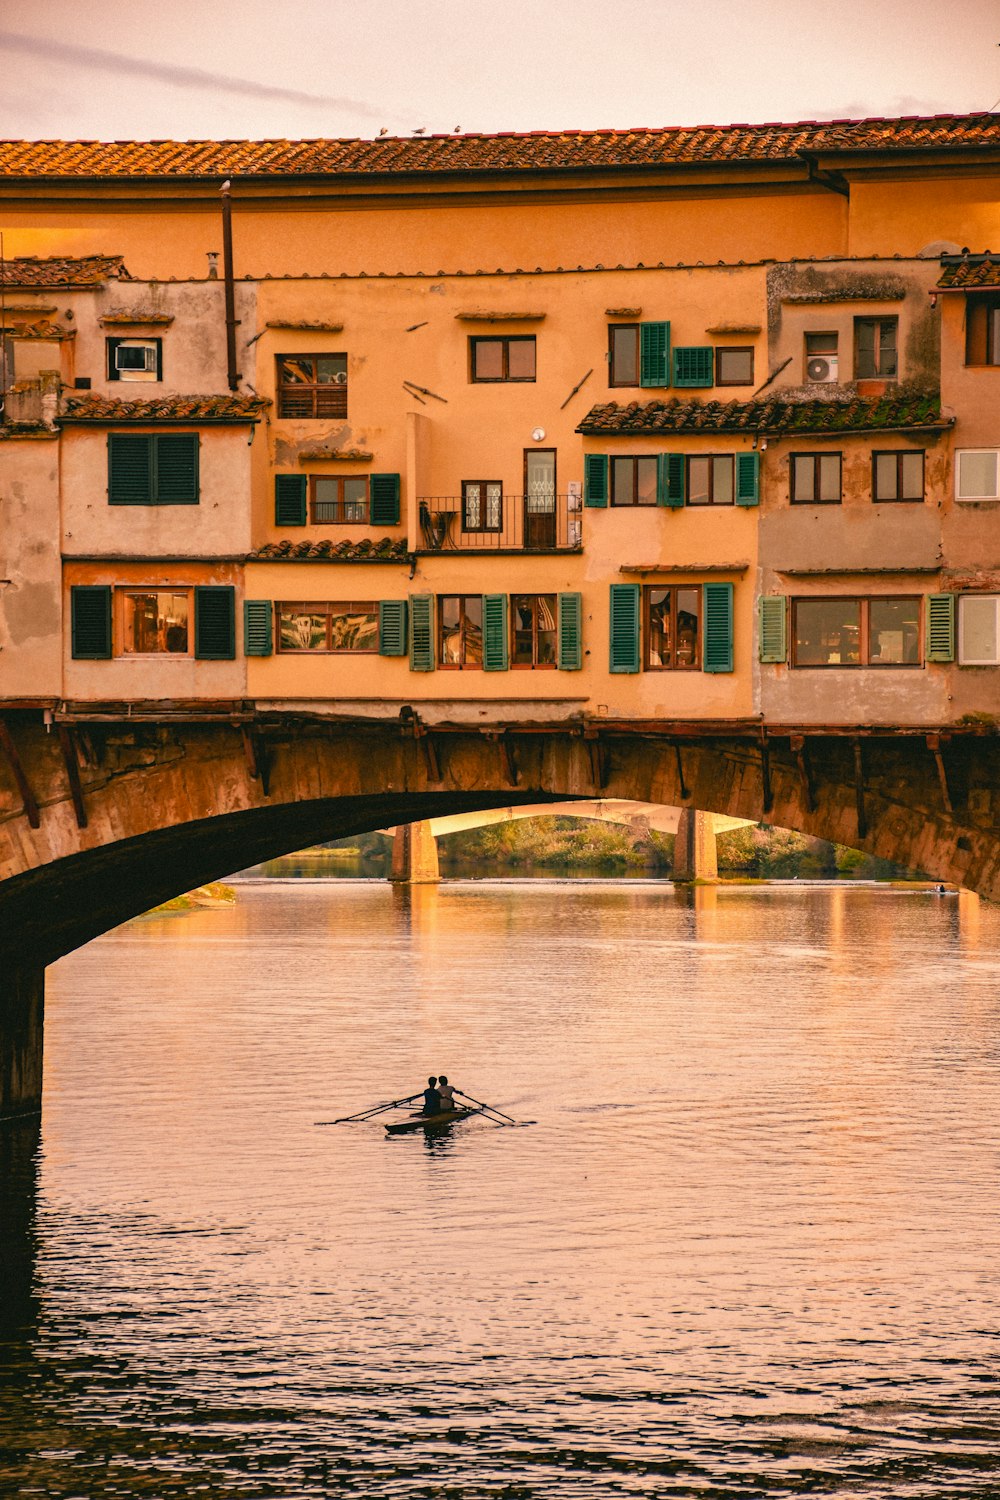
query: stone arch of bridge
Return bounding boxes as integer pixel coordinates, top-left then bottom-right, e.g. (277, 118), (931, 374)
(2, 712), (999, 1120)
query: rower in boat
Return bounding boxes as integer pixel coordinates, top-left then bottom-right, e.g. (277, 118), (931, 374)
(437, 1075), (455, 1110)
(421, 1076), (442, 1115)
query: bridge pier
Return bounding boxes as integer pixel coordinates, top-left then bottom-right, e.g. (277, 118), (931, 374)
(1, 965), (44, 1123)
(671, 810), (719, 883)
(389, 820), (441, 884)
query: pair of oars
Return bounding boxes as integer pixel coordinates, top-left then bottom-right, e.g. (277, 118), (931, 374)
(316, 1088), (531, 1128)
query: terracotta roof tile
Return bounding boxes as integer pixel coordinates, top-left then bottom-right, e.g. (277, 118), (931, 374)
(1, 114), (998, 181)
(577, 394), (950, 436)
(0, 254), (129, 286)
(60, 393), (269, 423)
(937, 254), (1000, 289)
(250, 539), (409, 562)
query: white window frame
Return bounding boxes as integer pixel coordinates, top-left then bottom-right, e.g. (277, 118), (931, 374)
(958, 594), (1000, 665)
(956, 448), (1000, 502)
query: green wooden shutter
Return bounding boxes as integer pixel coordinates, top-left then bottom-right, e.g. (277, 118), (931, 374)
(703, 582), (734, 673)
(243, 599), (273, 656)
(379, 599), (408, 656)
(275, 473), (307, 526)
(656, 453), (686, 507)
(639, 321), (671, 387)
(154, 433), (199, 504)
(735, 451), (760, 506)
(71, 585), (112, 659)
(108, 433), (153, 504)
(758, 596), (787, 663)
(482, 594), (509, 671)
(609, 583), (640, 673)
(194, 586), (235, 660)
(672, 347), (714, 388)
(370, 473), (401, 526)
(409, 594), (435, 671)
(584, 453), (608, 508)
(558, 592), (582, 670)
(926, 593), (956, 663)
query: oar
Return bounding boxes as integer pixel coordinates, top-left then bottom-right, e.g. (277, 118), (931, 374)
(453, 1088), (524, 1126)
(316, 1092), (420, 1125)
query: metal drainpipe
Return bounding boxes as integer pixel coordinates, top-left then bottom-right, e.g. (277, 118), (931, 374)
(220, 181), (240, 391)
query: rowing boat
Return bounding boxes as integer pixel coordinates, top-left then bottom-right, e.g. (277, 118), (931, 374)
(384, 1106), (474, 1135)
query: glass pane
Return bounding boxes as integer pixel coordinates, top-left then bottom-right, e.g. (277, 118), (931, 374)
(511, 595), (535, 664)
(806, 332), (837, 356)
(278, 357), (313, 386)
(507, 339), (535, 379)
(879, 321), (897, 376)
(856, 321), (876, 376)
(874, 453), (897, 501)
(463, 484), (482, 529)
(123, 592), (188, 654)
(279, 610), (327, 651)
(486, 483), (502, 529)
(315, 356), (347, 385)
(473, 340), (503, 379)
(688, 457), (710, 506)
(612, 457), (635, 506)
(792, 455), (815, 501)
(343, 478), (367, 521)
(718, 348), (753, 383)
(958, 451), (999, 499)
(712, 456), (734, 505)
(676, 589), (699, 667)
(636, 457), (658, 506)
(869, 599), (919, 664)
(901, 452), (923, 500)
(647, 589), (672, 667)
(536, 594), (557, 663)
(794, 599), (861, 666)
(329, 604), (377, 652)
(819, 455), (840, 502)
(960, 596), (999, 664)
(463, 596), (483, 665)
(526, 451), (555, 509)
(611, 326), (638, 384)
(440, 597), (463, 664)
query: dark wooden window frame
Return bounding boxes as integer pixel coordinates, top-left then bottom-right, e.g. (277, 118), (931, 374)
(643, 585), (701, 671)
(437, 594), (483, 669)
(686, 453), (735, 507)
(790, 451), (843, 505)
(275, 600), (379, 654)
(469, 336), (536, 383)
(309, 475), (370, 524)
(510, 592), (558, 669)
(854, 316), (898, 380)
(610, 454), (658, 507)
(791, 594), (922, 668)
(872, 449), (925, 503)
(461, 480), (503, 533)
(608, 323), (640, 388)
(714, 346), (755, 387)
(276, 353), (348, 419)
(964, 292), (1000, 366)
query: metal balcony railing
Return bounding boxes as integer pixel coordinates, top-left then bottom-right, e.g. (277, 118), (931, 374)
(417, 494), (583, 552)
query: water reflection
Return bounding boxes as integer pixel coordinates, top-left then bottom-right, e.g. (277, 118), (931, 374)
(2, 883), (999, 1498)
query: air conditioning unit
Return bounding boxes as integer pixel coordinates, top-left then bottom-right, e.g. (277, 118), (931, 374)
(806, 355), (838, 383)
(115, 343), (157, 373)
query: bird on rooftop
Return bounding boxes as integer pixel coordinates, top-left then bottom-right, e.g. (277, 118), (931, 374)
(378, 128), (388, 136)
(412, 127), (426, 135)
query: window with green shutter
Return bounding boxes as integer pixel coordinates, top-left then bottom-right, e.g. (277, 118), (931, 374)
(409, 594), (435, 671)
(926, 593), (956, 662)
(758, 596), (787, 663)
(482, 594), (509, 671)
(243, 599), (273, 657)
(657, 453), (686, 507)
(639, 321), (671, 387)
(735, 451), (760, 506)
(703, 582), (734, 672)
(609, 583), (640, 673)
(71, 585), (112, 659)
(274, 473), (308, 526)
(558, 592), (582, 670)
(584, 453), (608, 508)
(370, 473), (401, 526)
(672, 347), (715, 388)
(108, 433), (198, 505)
(194, 586), (235, 660)
(379, 599), (408, 656)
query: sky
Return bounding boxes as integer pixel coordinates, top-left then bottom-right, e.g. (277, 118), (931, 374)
(0, 0), (998, 142)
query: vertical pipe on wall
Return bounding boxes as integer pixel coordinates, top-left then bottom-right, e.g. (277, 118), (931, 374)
(220, 180), (240, 392)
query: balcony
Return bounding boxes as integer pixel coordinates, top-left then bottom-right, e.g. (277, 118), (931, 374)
(417, 492), (583, 553)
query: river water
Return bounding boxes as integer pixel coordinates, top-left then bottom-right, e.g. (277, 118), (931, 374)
(2, 881), (1000, 1497)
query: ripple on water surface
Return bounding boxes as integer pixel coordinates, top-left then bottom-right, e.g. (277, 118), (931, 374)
(2, 882), (1000, 1497)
